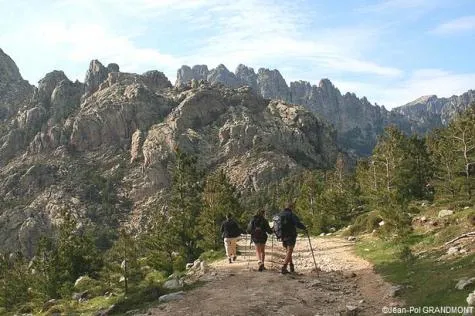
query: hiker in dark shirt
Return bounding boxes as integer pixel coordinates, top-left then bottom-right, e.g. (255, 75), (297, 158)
(247, 209), (273, 271)
(279, 202), (306, 274)
(220, 213), (243, 264)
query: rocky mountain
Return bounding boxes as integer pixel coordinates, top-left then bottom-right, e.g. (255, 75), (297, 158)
(176, 64), (420, 155)
(393, 90), (475, 128)
(0, 49), (338, 256)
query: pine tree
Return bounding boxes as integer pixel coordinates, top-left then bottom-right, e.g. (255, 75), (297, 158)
(428, 105), (475, 199)
(428, 128), (459, 198)
(447, 105), (475, 199)
(199, 170), (241, 250)
(0, 252), (31, 310)
(32, 210), (102, 298)
(168, 148), (204, 262)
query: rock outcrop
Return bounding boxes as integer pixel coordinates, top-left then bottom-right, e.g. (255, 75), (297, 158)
(394, 90), (475, 127)
(235, 64), (258, 92)
(0, 49), (339, 256)
(0, 48), (34, 122)
(84, 60), (121, 97)
(175, 64), (417, 155)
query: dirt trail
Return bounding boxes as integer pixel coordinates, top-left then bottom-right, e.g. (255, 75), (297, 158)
(149, 236), (400, 316)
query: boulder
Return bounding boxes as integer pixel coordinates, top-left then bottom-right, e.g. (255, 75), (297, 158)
(193, 259), (201, 269)
(389, 285), (403, 297)
(455, 277), (475, 290)
(41, 299), (58, 312)
(72, 290), (89, 301)
(345, 305), (359, 316)
(158, 291), (185, 303)
(447, 246), (460, 256)
(200, 260), (208, 272)
(163, 277), (183, 290)
(468, 290), (475, 306)
(438, 209), (454, 218)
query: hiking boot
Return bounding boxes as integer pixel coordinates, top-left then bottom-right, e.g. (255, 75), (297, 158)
(289, 263), (295, 273)
(228, 258), (232, 264)
(233, 256), (237, 261)
(281, 266), (290, 274)
(258, 263), (264, 272)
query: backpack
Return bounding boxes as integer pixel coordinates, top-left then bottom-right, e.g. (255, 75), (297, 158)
(250, 217), (265, 241)
(273, 212), (293, 240)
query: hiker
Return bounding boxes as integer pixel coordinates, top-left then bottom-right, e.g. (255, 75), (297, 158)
(220, 213), (243, 264)
(247, 209), (273, 271)
(278, 202), (307, 274)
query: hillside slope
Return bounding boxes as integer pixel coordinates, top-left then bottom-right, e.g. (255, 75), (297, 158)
(0, 49), (338, 256)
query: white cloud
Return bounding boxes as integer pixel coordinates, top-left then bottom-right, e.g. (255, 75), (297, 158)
(432, 15), (475, 35)
(335, 69), (475, 109)
(178, 0), (401, 78)
(359, 0), (443, 13)
(35, 22), (181, 80)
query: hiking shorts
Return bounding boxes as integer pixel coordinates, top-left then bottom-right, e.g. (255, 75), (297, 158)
(282, 236), (296, 248)
(252, 236), (268, 245)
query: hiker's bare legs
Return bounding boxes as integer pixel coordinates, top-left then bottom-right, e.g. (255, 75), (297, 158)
(255, 246), (260, 263)
(261, 245), (265, 264)
(258, 244), (266, 263)
(255, 244), (265, 263)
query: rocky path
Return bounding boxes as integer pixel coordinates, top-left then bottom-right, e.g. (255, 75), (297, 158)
(148, 236), (400, 316)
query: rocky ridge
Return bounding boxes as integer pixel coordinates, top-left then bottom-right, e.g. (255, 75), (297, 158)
(176, 64), (424, 155)
(394, 90), (475, 127)
(0, 49), (338, 256)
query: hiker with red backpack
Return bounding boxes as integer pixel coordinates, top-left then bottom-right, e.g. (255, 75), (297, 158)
(273, 202), (307, 274)
(247, 209), (273, 271)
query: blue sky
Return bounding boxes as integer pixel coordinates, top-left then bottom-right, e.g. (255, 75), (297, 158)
(1, 0), (475, 108)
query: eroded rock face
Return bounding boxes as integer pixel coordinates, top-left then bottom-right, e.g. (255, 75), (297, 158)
(257, 68), (290, 101)
(142, 85), (337, 191)
(36, 70), (69, 106)
(113, 62), (475, 158)
(70, 77), (173, 151)
(84, 60), (110, 97)
(207, 64), (241, 88)
(0, 48), (23, 82)
(0, 49), (34, 121)
(394, 90), (475, 127)
(175, 65), (209, 87)
(235, 64), (258, 92)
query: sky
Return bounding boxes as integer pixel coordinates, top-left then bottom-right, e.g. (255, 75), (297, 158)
(1, 0), (475, 109)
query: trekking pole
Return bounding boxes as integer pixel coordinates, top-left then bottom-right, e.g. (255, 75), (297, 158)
(270, 233), (274, 270)
(246, 235), (252, 270)
(306, 230), (319, 276)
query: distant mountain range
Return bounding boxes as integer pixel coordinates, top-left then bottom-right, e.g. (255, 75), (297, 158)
(0, 47), (473, 255)
(175, 64), (475, 155)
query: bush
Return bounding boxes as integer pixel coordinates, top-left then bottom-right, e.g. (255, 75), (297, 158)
(398, 245), (416, 264)
(199, 249), (225, 262)
(349, 211), (382, 235)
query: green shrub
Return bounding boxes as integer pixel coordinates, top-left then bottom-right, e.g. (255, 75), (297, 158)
(349, 211), (382, 235)
(398, 245), (416, 264)
(199, 249), (225, 262)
